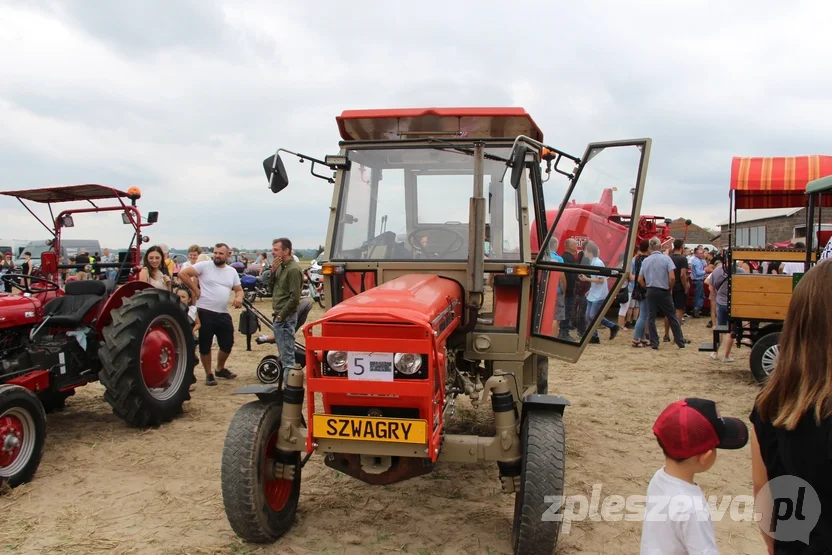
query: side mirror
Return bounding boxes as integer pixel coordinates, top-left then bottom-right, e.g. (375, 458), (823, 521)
(41, 251), (57, 274)
(263, 153), (289, 194)
(61, 215), (75, 228)
(509, 145), (527, 190)
(685, 219), (692, 226)
(147, 211), (159, 223)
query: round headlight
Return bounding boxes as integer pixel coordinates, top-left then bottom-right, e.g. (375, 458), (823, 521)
(326, 350), (348, 372)
(394, 353), (422, 375)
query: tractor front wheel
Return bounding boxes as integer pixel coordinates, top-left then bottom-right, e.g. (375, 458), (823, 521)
(0, 385), (47, 488)
(221, 400), (301, 543)
(512, 409), (566, 555)
(98, 288), (197, 427)
(750, 332), (780, 384)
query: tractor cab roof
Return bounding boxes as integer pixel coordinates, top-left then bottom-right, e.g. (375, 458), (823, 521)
(0, 184), (135, 203)
(336, 107), (544, 142)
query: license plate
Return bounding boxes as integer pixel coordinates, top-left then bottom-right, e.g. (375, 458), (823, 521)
(347, 351), (394, 381)
(312, 414), (427, 444)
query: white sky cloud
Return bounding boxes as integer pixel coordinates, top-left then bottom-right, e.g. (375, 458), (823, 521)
(1, 0), (831, 252)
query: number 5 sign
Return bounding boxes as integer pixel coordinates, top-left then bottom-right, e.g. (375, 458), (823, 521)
(347, 352), (395, 382)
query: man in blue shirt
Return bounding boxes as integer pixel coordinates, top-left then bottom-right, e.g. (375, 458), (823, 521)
(638, 237), (687, 349)
(689, 247), (707, 317)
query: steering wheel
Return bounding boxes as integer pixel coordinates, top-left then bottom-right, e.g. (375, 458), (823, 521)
(1, 273), (61, 294)
(407, 227), (465, 259)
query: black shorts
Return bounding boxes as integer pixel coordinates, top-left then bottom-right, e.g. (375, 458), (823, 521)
(672, 288), (687, 311)
(197, 308), (234, 355)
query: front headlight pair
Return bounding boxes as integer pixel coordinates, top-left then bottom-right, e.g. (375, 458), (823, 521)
(325, 351), (423, 375)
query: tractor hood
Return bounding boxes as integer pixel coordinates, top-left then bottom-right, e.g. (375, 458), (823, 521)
(325, 274), (463, 327)
(0, 294), (41, 328)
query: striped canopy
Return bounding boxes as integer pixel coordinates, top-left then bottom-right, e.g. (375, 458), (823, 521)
(730, 155), (832, 209)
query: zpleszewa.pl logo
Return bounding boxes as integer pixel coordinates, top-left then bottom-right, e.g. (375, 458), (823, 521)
(543, 475), (820, 543)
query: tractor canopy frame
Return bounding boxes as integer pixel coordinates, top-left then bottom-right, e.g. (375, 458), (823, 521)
(0, 184), (158, 284)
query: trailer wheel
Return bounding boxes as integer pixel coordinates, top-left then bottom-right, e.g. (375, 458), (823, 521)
(750, 332), (780, 384)
(221, 400), (301, 543)
(98, 288), (197, 427)
(0, 385), (47, 488)
(512, 409), (566, 555)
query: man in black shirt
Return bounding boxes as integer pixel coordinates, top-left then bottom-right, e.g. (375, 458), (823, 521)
(669, 239), (690, 331)
(558, 238), (579, 340)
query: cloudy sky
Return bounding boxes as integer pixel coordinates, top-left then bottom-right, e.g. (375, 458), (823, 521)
(1, 0), (830, 251)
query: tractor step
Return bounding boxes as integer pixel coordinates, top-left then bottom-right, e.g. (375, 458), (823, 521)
(713, 325), (730, 333)
(699, 343), (716, 352)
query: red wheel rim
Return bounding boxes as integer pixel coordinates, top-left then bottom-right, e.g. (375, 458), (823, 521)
(139, 313), (187, 402)
(0, 415), (24, 468)
(263, 430), (293, 512)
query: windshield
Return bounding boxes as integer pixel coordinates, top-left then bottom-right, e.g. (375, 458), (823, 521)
(332, 146), (521, 261)
(18, 243), (52, 259)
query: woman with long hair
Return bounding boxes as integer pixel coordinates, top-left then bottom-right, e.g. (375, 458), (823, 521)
(139, 245), (171, 291)
(750, 260), (832, 553)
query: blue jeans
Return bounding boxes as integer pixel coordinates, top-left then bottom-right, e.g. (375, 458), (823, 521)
(272, 312), (298, 370)
(586, 299), (616, 339)
(693, 280), (704, 311)
(633, 298), (649, 341)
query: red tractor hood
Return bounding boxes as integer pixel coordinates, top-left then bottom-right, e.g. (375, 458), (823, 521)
(323, 274), (463, 327)
(0, 294), (41, 328)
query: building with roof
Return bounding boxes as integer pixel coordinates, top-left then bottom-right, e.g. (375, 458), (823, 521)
(717, 208), (831, 247)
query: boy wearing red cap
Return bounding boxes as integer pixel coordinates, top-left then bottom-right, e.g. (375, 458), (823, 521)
(640, 398), (749, 554)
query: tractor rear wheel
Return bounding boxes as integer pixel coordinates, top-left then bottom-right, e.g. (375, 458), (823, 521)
(98, 288), (196, 427)
(0, 384), (47, 487)
(512, 409), (566, 555)
(750, 332), (780, 384)
(221, 400), (301, 543)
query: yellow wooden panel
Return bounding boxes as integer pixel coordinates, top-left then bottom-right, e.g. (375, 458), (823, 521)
(730, 304), (788, 320)
(731, 290), (792, 308)
(730, 274), (793, 294)
(732, 249), (817, 262)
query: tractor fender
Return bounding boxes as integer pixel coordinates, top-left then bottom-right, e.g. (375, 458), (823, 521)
(521, 393), (570, 422)
(95, 280), (154, 334)
(232, 384), (284, 404)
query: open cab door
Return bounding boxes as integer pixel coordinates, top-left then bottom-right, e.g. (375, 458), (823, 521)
(528, 139), (651, 362)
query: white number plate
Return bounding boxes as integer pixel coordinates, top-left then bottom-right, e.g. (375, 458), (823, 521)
(348, 352), (394, 382)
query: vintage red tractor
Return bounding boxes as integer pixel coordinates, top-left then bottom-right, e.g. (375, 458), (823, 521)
(0, 184), (196, 487)
(219, 108), (652, 554)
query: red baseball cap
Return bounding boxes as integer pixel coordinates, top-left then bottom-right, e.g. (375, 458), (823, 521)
(653, 398), (748, 459)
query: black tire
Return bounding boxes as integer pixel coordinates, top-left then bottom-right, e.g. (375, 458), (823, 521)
(98, 288), (197, 427)
(256, 356), (283, 385)
(750, 332), (780, 384)
(221, 400), (301, 543)
(0, 384), (47, 488)
(244, 290), (257, 304)
(512, 409), (566, 555)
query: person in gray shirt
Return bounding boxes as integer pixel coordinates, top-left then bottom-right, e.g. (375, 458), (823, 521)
(708, 255), (746, 362)
(638, 237), (687, 349)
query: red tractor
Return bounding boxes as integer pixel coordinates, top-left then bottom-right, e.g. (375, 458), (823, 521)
(220, 108), (652, 555)
(0, 185), (196, 487)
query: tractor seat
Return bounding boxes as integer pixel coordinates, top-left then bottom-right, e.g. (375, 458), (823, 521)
(43, 280), (107, 328)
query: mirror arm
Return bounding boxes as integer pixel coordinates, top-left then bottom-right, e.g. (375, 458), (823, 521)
(278, 148), (336, 184)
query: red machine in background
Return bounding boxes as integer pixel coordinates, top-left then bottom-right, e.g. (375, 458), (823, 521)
(530, 188), (674, 264)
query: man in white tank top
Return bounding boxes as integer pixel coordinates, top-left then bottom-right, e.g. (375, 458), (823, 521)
(179, 243), (243, 386)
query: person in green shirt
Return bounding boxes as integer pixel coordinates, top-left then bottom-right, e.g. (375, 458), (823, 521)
(268, 237), (304, 370)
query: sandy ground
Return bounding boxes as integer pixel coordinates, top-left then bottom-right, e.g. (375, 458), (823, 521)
(0, 298), (766, 555)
